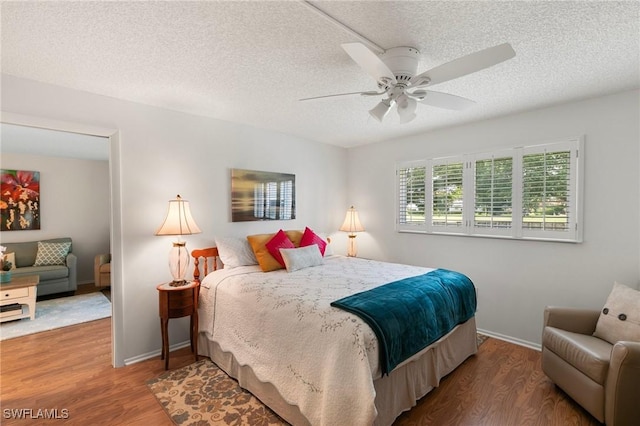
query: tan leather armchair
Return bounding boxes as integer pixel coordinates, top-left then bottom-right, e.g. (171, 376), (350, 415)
(94, 254), (111, 288)
(542, 307), (640, 425)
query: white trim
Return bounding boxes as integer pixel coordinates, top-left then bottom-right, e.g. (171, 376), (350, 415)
(1, 111), (115, 137)
(124, 340), (191, 365)
(477, 328), (541, 351)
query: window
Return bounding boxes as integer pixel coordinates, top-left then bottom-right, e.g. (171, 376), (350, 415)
(473, 151), (513, 237)
(398, 162), (426, 227)
(521, 142), (578, 240)
(397, 138), (583, 242)
(432, 158), (464, 230)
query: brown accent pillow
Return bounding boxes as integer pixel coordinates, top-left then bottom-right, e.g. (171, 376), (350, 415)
(593, 282), (640, 344)
(246, 230), (303, 272)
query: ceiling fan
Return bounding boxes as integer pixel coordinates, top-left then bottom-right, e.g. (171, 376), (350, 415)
(300, 42), (516, 124)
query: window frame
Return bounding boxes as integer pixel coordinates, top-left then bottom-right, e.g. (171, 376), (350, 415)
(396, 137), (584, 243)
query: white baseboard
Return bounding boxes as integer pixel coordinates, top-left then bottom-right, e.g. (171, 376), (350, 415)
(124, 340), (191, 366)
(124, 332), (540, 366)
(477, 328), (542, 351)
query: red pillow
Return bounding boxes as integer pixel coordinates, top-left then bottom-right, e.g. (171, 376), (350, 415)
(265, 229), (295, 267)
(300, 227), (327, 256)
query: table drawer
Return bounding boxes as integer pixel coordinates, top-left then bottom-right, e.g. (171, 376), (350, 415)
(1, 287), (29, 300)
(168, 293), (194, 309)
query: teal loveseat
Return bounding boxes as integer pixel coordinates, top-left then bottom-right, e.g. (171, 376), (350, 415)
(3, 237), (77, 297)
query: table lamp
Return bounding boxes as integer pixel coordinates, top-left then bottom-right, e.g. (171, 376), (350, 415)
(156, 195), (201, 286)
(339, 206), (365, 257)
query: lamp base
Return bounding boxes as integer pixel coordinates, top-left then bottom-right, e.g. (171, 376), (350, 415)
(168, 241), (190, 284)
(347, 234), (358, 257)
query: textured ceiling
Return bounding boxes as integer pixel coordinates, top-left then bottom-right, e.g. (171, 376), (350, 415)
(1, 1), (639, 148)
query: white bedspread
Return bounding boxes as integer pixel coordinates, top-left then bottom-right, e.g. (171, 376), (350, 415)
(199, 255), (432, 426)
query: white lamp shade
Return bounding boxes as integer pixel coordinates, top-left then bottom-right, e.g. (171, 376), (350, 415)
(397, 95), (417, 124)
(369, 100), (392, 122)
(156, 195), (202, 236)
(339, 206), (365, 234)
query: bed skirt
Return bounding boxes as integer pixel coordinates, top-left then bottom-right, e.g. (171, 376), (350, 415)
(198, 316), (477, 426)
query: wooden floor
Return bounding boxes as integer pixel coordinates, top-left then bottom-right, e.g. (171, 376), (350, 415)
(0, 317), (600, 425)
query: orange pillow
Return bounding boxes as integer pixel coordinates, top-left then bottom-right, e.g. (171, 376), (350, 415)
(284, 229), (303, 246)
(247, 230), (304, 272)
(247, 233), (279, 272)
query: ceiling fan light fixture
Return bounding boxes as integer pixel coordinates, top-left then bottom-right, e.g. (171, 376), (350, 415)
(398, 111), (417, 124)
(397, 96), (417, 124)
(304, 41), (515, 124)
(369, 99), (392, 122)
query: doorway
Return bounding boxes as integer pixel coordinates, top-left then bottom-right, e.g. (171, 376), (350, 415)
(0, 115), (123, 366)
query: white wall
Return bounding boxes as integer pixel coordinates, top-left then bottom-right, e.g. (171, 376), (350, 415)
(0, 153), (110, 284)
(4, 72), (637, 359)
(1, 74), (348, 365)
(348, 89), (640, 348)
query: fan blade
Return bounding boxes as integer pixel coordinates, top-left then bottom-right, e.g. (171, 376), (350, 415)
(397, 95), (417, 123)
(342, 43), (397, 86)
(299, 91), (383, 101)
(409, 43), (515, 87)
(415, 90), (476, 110)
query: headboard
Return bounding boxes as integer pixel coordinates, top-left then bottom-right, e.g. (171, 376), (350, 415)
(191, 247), (220, 283)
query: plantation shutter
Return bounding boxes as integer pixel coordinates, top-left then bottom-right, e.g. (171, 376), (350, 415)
(395, 138), (582, 242)
(431, 158), (464, 231)
(474, 154), (513, 236)
(397, 162), (427, 230)
(521, 140), (582, 241)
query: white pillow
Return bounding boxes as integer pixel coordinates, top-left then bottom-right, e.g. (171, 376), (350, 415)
(279, 245), (324, 272)
(593, 282), (640, 344)
(318, 233), (334, 256)
(214, 236), (258, 269)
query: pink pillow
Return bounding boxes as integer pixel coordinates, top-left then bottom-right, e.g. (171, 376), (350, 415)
(299, 227), (327, 256)
(265, 230), (295, 267)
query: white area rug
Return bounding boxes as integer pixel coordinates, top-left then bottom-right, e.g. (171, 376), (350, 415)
(0, 292), (111, 340)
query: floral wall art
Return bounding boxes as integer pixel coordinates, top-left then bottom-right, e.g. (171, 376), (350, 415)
(1, 169), (41, 231)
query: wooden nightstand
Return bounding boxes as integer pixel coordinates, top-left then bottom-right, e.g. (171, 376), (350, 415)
(156, 281), (199, 370)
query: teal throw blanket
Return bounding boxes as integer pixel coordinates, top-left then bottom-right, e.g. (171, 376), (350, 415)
(331, 269), (476, 376)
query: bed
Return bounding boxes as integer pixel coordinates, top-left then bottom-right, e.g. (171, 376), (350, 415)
(192, 233), (478, 426)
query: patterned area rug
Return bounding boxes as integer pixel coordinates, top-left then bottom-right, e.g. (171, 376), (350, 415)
(148, 334), (489, 425)
(0, 292), (111, 340)
(147, 359), (288, 425)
